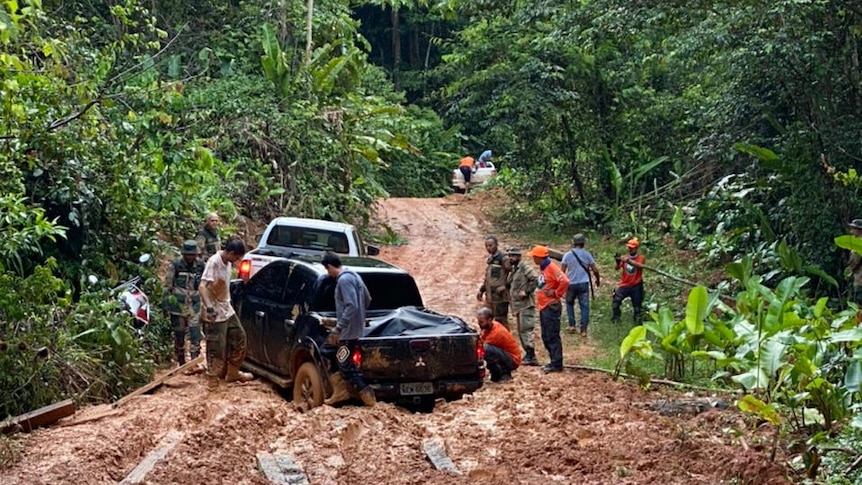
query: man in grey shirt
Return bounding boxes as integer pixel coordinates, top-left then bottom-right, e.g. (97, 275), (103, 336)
(323, 252), (376, 406)
(560, 234), (601, 337)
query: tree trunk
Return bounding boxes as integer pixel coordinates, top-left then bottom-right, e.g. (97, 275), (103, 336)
(561, 115), (587, 204)
(391, 5), (401, 91)
(305, 0), (314, 62)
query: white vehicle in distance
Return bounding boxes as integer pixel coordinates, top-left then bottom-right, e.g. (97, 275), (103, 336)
(451, 161), (497, 193)
(238, 217), (380, 282)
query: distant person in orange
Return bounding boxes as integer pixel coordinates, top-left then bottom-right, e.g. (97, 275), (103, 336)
(612, 238), (646, 324)
(528, 245), (569, 373)
(458, 156), (475, 193)
(476, 307), (520, 383)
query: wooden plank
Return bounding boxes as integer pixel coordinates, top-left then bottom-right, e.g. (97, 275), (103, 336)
(112, 355), (204, 408)
(118, 431), (184, 485)
(257, 453), (310, 485)
(422, 438), (460, 474)
(1, 399), (76, 435)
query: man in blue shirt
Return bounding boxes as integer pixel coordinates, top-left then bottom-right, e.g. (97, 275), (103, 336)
(323, 252), (376, 407)
(560, 234), (601, 337)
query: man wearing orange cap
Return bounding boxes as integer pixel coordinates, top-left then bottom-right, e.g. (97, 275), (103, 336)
(528, 245), (569, 373)
(612, 238), (646, 324)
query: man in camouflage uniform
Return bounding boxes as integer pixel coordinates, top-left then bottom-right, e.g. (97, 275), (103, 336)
(163, 240), (205, 366)
(507, 247), (539, 366)
(195, 212), (221, 261)
(476, 235), (511, 329)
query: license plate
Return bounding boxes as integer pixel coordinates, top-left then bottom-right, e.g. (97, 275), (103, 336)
(399, 382), (433, 396)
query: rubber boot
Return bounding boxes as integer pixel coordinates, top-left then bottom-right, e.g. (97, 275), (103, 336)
(324, 372), (351, 406)
(359, 386), (377, 407)
(225, 365), (254, 383)
(522, 349), (539, 366)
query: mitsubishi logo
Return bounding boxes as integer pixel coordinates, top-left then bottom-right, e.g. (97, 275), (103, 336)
(415, 357), (426, 367)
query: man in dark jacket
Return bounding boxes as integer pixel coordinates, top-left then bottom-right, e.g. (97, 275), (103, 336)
(323, 252), (376, 407)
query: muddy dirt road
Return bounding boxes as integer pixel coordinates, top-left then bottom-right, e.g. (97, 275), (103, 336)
(1, 194), (786, 485)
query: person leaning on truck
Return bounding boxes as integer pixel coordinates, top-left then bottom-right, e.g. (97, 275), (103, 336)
(195, 212), (221, 261)
(477, 235), (512, 329)
(162, 240), (205, 368)
(459, 156), (475, 193)
(506, 246), (539, 366)
(322, 252), (377, 407)
(199, 238), (253, 389)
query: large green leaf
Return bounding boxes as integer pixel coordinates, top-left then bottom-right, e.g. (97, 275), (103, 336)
(835, 235), (862, 256)
(733, 368), (768, 390)
(759, 337), (787, 376)
(844, 360), (862, 393)
(829, 327), (862, 344)
(737, 394), (781, 425)
(620, 325), (647, 359)
(685, 286), (708, 335)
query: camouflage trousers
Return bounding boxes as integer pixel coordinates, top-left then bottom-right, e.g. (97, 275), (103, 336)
(171, 314), (201, 365)
(513, 306), (536, 353)
(204, 314), (247, 379)
(485, 299), (510, 329)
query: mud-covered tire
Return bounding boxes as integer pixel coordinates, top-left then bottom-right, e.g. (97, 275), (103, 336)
(293, 362), (324, 412)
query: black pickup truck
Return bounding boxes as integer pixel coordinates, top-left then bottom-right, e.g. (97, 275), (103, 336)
(230, 256), (485, 411)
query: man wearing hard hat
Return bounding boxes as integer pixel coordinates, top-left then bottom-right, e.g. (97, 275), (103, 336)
(612, 238), (645, 324)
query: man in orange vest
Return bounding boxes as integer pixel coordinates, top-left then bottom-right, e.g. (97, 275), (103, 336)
(476, 308), (521, 383)
(458, 156), (475, 193)
(612, 238), (646, 324)
(528, 245), (569, 373)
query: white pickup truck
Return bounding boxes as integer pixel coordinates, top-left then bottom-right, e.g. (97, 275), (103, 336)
(451, 161), (497, 193)
(237, 217), (380, 282)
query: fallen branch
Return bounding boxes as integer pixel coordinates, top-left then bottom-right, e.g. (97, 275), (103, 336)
(563, 364), (742, 394)
(112, 355), (203, 408)
(119, 431), (184, 485)
(60, 407), (124, 427)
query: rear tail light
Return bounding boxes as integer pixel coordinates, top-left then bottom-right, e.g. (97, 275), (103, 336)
(477, 340), (485, 362)
(238, 259), (251, 281)
(351, 347), (362, 368)
(137, 307), (149, 324)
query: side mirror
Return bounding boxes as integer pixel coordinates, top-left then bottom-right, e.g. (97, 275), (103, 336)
(366, 245), (380, 256)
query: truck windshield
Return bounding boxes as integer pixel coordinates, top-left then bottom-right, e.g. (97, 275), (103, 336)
(312, 272), (424, 312)
(267, 225), (350, 254)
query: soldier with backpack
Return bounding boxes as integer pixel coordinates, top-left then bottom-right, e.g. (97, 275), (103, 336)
(561, 234), (601, 337)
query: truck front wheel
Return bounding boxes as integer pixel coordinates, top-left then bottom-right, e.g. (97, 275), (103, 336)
(293, 362), (324, 412)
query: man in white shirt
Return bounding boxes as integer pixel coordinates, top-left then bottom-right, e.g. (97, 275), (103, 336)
(199, 239), (252, 389)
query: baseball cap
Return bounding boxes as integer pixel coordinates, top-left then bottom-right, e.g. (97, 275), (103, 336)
(626, 238), (640, 249)
(181, 240), (199, 255)
(528, 245), (549, 258)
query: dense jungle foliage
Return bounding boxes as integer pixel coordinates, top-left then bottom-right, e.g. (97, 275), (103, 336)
(3, 0), (862, 480)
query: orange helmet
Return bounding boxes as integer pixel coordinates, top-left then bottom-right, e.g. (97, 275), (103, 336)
(626, 238), (640, 249)
(528, 245), (549, 258)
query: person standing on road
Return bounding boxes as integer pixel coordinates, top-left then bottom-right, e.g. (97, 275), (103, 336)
(458, 156), (475, 193)
(561, 234), (601, 337)
(163, 240), (206, 368)
(323, 252), (376, 407)
(507, 247), (539, 366)
(477, 308), (521, 383)
(477, 236), (511, 329)
(528, 245), (569, 373)
(199, 238), (253, 389)
(195, 212), (221, 261)
(612, 238), (646, 325)
(846, 219), (862, 305)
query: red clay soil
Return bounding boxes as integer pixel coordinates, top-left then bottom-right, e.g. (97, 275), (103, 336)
(0, 193), (789, 485)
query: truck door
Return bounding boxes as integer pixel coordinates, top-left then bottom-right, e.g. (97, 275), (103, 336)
(239, 261), (290, 369)
(268, 265), (315, 373)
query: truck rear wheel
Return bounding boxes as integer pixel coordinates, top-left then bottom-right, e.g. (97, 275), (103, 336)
(293, 362), (324, 412)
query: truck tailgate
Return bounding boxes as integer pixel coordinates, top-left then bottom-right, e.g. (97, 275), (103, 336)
(358, 334), (480, 382)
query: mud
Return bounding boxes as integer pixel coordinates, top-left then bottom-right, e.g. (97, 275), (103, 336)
(0, 192), (788, 484)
